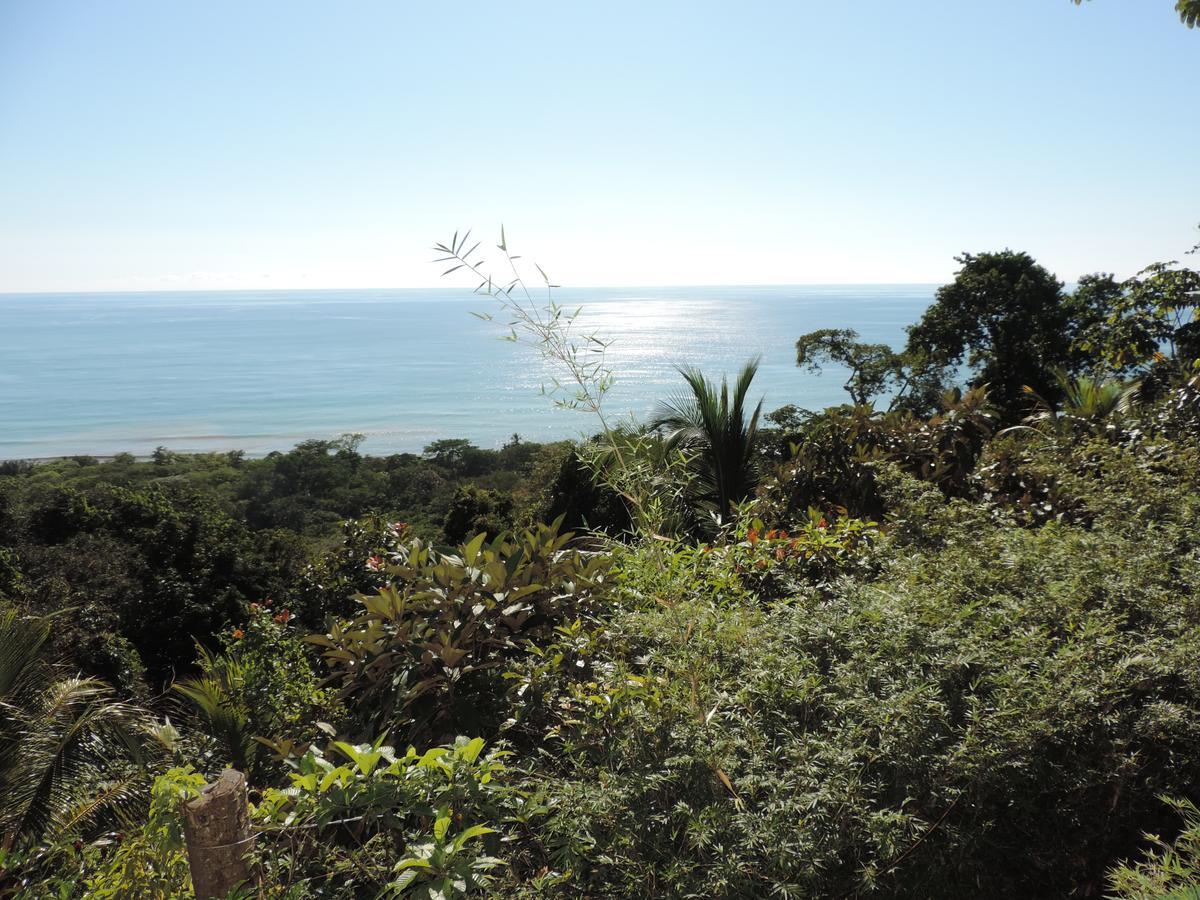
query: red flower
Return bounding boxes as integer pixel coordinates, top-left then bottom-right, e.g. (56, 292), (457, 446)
(366, 555), (385, 571)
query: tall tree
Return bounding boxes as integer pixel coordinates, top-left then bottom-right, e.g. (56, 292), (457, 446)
(794, 329), (904, 407)
(651, 359), (764, 522)
(1064, 273), (1128, 374)
(1073, 262), (1200, 373)
(905, 251), (1073, 416)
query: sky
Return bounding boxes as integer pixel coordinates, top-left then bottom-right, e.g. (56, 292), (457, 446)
(0, 0), (1197, 293)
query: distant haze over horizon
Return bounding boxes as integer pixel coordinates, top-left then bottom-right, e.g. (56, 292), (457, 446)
(1, 1), (1197, 293)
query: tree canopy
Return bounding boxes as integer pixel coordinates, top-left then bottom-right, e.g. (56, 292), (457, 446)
(794, 329), (904, 407)
(905, 250), (1078, 415)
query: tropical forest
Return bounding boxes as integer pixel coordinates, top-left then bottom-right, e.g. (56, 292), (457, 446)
(2, 230), (1200, 899)
(3, 2), (1200, 899)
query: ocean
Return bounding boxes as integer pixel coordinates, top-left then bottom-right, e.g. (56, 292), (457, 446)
(0, 286), (936, 459)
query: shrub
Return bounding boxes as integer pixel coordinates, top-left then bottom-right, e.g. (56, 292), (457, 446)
(251, 736), (512, 898)
(174, 603), (339, 778)
(1108, 798), (1200, 899)
(84, 767), (204, 899)
(756, 404), (895, 521)
(308, 521), (612, 744)
(498, 459), (1200, 897)
(290, 516), (413, 625)
(441, 485), (514, 544)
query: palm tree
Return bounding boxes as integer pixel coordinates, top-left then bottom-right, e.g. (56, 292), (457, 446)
(173, 645), (261, 776)
(0, 609), (151, 851)
(1022, 371), (1139, 435)
(650, 357), (765, 523)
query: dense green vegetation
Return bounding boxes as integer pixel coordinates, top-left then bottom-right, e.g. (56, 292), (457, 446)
(2, 243), (1200, 897)
(0, 436), (596, 689)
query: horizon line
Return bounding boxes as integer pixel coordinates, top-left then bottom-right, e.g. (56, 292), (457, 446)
(0, 280), (949, 297)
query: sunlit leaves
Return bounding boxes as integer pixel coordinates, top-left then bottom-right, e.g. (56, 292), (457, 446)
(308, 520), (611, 742)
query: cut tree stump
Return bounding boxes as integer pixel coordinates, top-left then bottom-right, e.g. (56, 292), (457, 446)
(182, 768), (256, 899)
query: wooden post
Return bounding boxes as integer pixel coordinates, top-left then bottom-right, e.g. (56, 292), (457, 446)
(182, 768), (256, 899)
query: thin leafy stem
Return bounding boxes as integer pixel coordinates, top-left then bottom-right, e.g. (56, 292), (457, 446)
(433, 229), (632, 482)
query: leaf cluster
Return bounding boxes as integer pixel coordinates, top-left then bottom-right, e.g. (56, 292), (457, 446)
(308, 521), (611, 745)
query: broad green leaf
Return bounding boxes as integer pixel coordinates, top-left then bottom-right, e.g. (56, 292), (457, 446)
(433, 814), (451, 842)
(452, 823), (496, 851)
(458, 737), (486, 764)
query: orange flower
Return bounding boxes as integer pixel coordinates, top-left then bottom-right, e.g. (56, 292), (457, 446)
(232, 628), (244, 639)
(746, 528), (760, 546)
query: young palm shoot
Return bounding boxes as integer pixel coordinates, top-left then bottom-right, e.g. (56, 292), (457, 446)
(650, 357), (765, 525)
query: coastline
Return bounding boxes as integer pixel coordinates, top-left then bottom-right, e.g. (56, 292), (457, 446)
(0, 285), (935, 466)
(0, 433), (572, 466)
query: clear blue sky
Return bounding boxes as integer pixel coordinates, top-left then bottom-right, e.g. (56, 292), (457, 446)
(1, 0), (1196, 292)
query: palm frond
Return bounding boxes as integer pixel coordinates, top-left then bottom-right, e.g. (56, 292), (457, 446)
(1179, 0), (1199, 28)
(2, 674), (150, 844)
(1022, 371), (1139, 434)
(0, 608), (51, 706)
(173, 646), (258, 772)
(650, 357), (764, 522)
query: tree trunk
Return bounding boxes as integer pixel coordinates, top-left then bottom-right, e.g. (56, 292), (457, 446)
(182, 768), (256, 899)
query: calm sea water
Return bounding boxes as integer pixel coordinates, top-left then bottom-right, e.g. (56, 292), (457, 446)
(0, 286), (936, 459)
